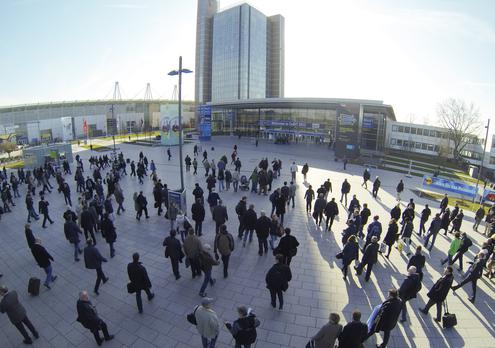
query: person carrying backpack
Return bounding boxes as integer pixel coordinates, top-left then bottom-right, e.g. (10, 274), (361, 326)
(225, 306), (260, 348)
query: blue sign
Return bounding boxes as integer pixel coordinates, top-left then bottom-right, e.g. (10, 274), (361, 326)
(198, 105), (211, 141)
(422, 176), (477, 198)
(362, 117), (374, 129)
(482, 189), (495, 203)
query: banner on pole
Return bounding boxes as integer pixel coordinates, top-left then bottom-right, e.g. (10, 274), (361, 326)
(160, 104), (180, 146)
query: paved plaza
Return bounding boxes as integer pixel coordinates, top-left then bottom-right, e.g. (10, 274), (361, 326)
(0, 137), (494, 348)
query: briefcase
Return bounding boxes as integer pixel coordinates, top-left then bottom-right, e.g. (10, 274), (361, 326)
(28, 277), (40, 296)
(442, 301), (457, 329)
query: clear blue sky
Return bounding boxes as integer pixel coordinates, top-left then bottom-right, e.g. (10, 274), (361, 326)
(0, 0), (494, 131)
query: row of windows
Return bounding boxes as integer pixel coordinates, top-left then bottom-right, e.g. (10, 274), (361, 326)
(391, 125), (483, 144)
(390, 138), (439, 152)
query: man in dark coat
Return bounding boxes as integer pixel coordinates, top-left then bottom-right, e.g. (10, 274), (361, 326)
(337, 310), (368, 348)
(242, 204), (257, 246)
(440, 194), (448, 213)
(81, 206), (97, 244)
(372, 176), (381, 198)
(369, 289), (402, 348)
(127, 252), (154, 313)
(396, 179), (404, 201)
(255, 211), (271, 255)
(76, 290), (114, 345)
(38, 196), (53, 228)
(275, 228), (300, 266)
(212, 200), (228, 235)
(390, 204), (401, 221)
(324, 198), (339, 231)
(0, 285), (39, 345)
(450, 232), (472, 271)
(163, 229), (183, 280)
(440, 208), (450, 235)
(355, 236), (379, 282)
(235, 196), (247, 239)
(100, 213), (117, 258)
(418, 204), (431, 236)
(451, 251), (486, 303)
(341, 235), (359, 280)
(407, 246), (426, 281)
(136, 191), (149, 220)
(424, 213), (441, 251)
(420, 266), (454, 321)
(398, 267), (421, 323)
(265, 254), (292, 310)
(64, 216), (83, 261)
(31, 239), (57, 289)
(25, 224), (36, 249)
(191, 198), (205, 236)
(84, 239), (108, 295)
(340, 179), (351, 206)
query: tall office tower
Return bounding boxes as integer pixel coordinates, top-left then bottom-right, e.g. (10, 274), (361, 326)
(266, 15), (285, 98)
(211, 4), (268, 102)
(195, 0), (218, 106)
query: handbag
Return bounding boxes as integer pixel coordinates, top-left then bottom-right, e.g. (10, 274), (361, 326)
(442, 301), (457, 329)
(126, 282), (136, 294)
(187, 305), (199, 325)
(336, 252), (343, 259)
(379, 242), (387, 254)
(397, 240), (404, 253)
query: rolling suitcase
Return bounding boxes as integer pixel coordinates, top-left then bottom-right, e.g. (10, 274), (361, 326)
(442, 301), (457, 329)
(28, 277), (40, 296)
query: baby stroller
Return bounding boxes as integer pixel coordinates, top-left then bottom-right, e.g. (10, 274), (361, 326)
(239, 175), (250, 191)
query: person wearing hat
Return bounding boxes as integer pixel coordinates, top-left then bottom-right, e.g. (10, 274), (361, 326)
(225, 306), (260, 348)
(0, 285), (39, 345)
(199, 244), (219, 297)
(451, 251), (486, 303)
(195, 297), (220, 348)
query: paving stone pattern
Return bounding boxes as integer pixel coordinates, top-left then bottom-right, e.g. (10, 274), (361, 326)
(0, 137), (494, 347)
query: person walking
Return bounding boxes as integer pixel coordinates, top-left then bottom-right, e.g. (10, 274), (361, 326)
(275, 228), (299, 266)
(25, 193), (39, 223)
(473, 206), (485, 232)
(31, 239), (57, 289)
(275, 193), (287, 225)
(127, 252), (154, 313)
(184, 228), (203, 278)
(0, 285), (39, 345)
(310, 312), (342, 348)
(440, 194), (449, 214)
(441, 232), (462, 266)
(255, 211), (271, 256)
(212, 200), (228, 235)
(418, 204), (431, 236)
(341, 235), (359, 280)
(198, 244), (219, 297)
(340, 179), (351, 206)
(407, 246), (426, 281)
(265, 254), (292, 310)
(81, 206), (97, 244)
(100, 213), (116, 258)
(362, 168), (371, 189)
(337, 311), (368, 348)
(396, 179), (404, 201)
(64, 216), (83, 262)
(25, 224), (36, 250)
(304, 185), (315, 213)
(114, 183), (125, 215)
(355, 236), (379, 282)
(324, 197), (339, 231)
(235, 197), (247, 239)
(424, 213), (441, 251)
(420, 266), (454, 322)
(451, 232), (472, 271)
(242, 204), (257, 246)
(290, 162), (298, 181)
(301, 163), (309, 182)
(398, 266), (421, 323)
(451, 251), (486, 303)
(382, 219), (399, 259)
(313, 193), (327, 226)
(214, 225), (235, 278)
(364, 215), (382, 251)
(440, 208), (450, 235)
(76, 290), (114, 345)
(135, 191), (149, 220)
(450, 209), (464, 233)
(368, 289), (403, 348)
(84, 239), (108, 295)
(288, 181), (297, 208)
(207, 188), (220, 218)
(194, 297), (220, 348)
(400, 218), (414, 256)
(163, 229), (184, 280)
(38, 196), (54, 228)
(225, 306), (260, 348)
(372, 176), (381, 198)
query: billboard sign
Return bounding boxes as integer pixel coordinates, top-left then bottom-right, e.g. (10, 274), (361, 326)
(422, 175), (477, 198)
(160, 104), (180, 146)
(482, 189), (495, 203)
(61, 117), (73, 142)
(198, 105), (212, 141)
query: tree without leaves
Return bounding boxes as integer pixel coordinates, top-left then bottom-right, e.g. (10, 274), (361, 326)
(0, 141), (17, 158)
(437, 98), (482, 161)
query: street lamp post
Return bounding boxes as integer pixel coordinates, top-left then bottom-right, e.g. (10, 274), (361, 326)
(474, 118), (490, 203)
(168, 56), (192, 191)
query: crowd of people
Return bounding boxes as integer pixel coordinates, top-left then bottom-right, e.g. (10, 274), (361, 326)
(0, 142), (494, 348)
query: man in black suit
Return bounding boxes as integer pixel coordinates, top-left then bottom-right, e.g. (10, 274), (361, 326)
(76, 290), (114, 345)
(355, 236), (379, 282)
(31, 239), (57, 289)
(163, 229), (183, 280)
(38, 196), (53, 228)
(127, 253), (154, 313)
(407, 246), (426, 281)
(337, 310), (368, 348)
(398, 266), (421, 323)
(368, 289), (403, 348)
(84, 239), (108, 295)
(451, 251), (486, 303)
(420, 266), (454, 321)
(0, 285), (39, 345)
(265, 254), (292, 310)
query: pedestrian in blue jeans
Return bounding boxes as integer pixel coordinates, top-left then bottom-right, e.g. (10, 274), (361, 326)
(194, 297), (220, 348)
(198, 245), (219, 297)
(30, 239), (57, 289)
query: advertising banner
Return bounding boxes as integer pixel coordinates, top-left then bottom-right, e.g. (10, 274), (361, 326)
(482, 189), (495, 203)
(335, 110), (359, 158)
(61, 117), (73, 142)
(160, 104), (180, 146)
(198, 105), (212, 141)
(422, 175), (477, 198)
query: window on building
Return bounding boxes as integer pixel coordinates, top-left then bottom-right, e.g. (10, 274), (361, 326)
(415, 142), (422, 149)
(434, 145), (439, 152)
(392, 125), (399, 132)
(397, 139), (403, 146)
(398, 126), (404, 132)
(490, 157), (495, 165)
(416, 128), (422, 136)
(421, 143), (427, 150)
(403, 141), (409, 148)
(390, 138), (397, 145)
(429, 130), (436, 137)
(427, 144), (434, 151)
(404, 127), (410, 133)
(410, 127), (416, 134)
